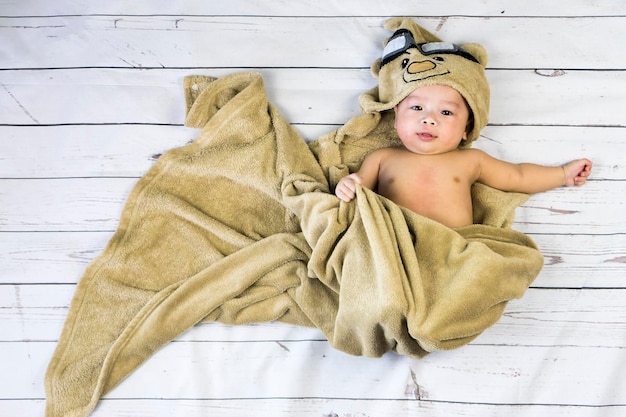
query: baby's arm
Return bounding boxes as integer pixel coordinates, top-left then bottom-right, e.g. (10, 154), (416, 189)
(335, 150), (383, 202)
(475, 150), (592, 194)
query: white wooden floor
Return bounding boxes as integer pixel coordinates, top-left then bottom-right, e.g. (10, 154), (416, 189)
(2, 1), (626, 416)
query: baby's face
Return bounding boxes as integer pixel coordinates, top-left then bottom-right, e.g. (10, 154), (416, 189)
(394, 84), (470, 155)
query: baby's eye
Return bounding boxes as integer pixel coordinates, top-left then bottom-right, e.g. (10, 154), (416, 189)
(441, 110), (452, 116)
(411, 105), (423, 111)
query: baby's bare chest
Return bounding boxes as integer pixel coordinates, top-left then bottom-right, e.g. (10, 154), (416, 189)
(380, 156), (469, 191)
(378, 156), (475, 226)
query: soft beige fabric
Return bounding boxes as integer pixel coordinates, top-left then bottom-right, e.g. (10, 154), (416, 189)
(45, 18), (544, 417)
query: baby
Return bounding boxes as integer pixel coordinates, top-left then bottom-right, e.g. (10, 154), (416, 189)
(335, 83), (592, 228)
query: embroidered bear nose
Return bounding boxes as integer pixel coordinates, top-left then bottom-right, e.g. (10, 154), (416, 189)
(407, 60), (436, 74)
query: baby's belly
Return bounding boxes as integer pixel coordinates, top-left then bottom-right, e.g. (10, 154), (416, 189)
(381, 188), (474, 228)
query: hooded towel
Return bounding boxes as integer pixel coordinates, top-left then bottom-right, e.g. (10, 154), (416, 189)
(45, 18), (544, 417)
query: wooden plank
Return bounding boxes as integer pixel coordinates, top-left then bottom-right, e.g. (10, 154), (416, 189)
(0, 232), (111, 284)
(1, 125), (619, 179)
(0, 125), (195, 178)
(2, 232), (625, 287)
(4, 341), (626, 405)
(531, 234), (626, 288)
(487, 69), (626, 127)
(0, 68), (370, 126)
(0, 178), (135, 232)
(515, 182), (623, 234)
(2, 284), (625, 346)
(4, 398), (626, 417)
(1, 16), (625, 70)
(4, 0), (624, 17)
(480, 288), (626, 347)
(1, 69), (625, 127)
(0, 178), (619, 234)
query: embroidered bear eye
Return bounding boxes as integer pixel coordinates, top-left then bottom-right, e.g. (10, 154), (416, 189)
(401, 58), (410, 69)
(433, 56), (444, 62)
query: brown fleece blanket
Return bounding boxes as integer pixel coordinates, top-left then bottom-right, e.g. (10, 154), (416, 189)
(44, 71), (543, 417)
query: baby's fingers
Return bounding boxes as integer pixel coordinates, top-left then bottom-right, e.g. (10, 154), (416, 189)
(564, 158), (592, 186)
(573, 172), (590, 186)
(335, 179), (357, 201)
(573, 163), (592, 186)
(336, 188), (355, 202)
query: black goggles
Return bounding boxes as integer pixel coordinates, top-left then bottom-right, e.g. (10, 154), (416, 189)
(380, 29), (479, 67)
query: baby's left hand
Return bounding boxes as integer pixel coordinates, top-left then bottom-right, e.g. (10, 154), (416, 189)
(563, 158), (593, 186)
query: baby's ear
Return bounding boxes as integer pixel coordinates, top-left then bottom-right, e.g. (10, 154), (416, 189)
(370, 58), (382, 78)
(461, 43), (488, 67)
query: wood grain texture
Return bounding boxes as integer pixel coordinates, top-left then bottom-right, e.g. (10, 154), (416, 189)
(4, 0), (625, 17)
(1, 1), (624, 416)
(1, 16), (624, 69)
(2, 69), (626, 128)
(2, 340), (625, 404)
(4, 398), (626, 417)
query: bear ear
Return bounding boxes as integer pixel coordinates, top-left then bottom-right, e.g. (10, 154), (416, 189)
(371, 58), (382, 78)
(383, 17), (407, 32)
(383, 17), (441, 43)
(461, 43), (488, 67)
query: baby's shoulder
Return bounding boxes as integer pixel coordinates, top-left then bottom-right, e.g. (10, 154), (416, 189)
(455, 148), (489, 163)
(457, 147), (486, 156)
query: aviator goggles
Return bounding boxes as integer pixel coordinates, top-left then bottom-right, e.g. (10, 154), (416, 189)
(380, 29), (479, 67)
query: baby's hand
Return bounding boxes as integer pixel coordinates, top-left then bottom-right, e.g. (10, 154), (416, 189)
(335, 173), (363, 202)
(563, 158), (593, 187)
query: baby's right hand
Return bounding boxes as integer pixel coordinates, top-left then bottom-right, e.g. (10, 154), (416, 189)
(563, 158), (593, 187)
(335, 173), (363, 202)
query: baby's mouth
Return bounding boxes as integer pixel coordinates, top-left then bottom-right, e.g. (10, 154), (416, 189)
(417, 132), (436, 141)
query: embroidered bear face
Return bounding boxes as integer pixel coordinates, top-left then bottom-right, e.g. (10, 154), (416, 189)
(380, 29), (480, 84)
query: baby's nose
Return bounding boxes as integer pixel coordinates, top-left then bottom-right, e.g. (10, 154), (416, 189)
(421, 115), (436, 125)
